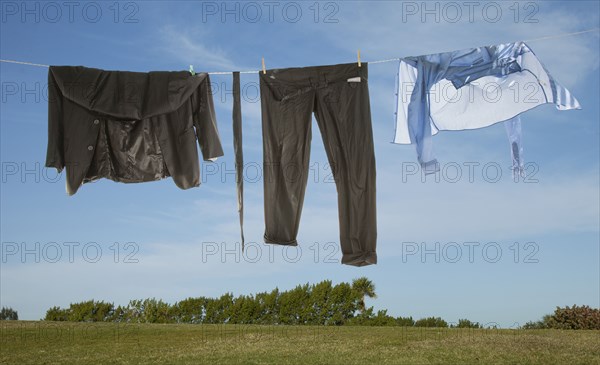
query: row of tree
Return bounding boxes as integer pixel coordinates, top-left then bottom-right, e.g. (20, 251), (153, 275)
(42, 277), (480, 327)
(36, 278), (600, 330)
(44, 278), (376, 325)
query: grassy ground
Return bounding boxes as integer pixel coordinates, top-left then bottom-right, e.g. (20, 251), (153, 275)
(1, 321), (599, 364)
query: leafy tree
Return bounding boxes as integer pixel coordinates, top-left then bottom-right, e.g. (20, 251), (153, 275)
(366, 309), (397, 326)
(44, 306), (68, 321)
(218, 293), (234, 323)
(546, 305), (600, 330)
(395, 316), (415, 327)
(174, 297), (208, 324)
(203, 293), (234, 323)
(352, 277), (377, 314)
(67, 300), (114, 322)
(522, 306), (600, 330)
(521, 319), (548, 329)
(348, 310), (413, 327)
(279, 284), (310, 324)
(255, 288), (279, 324)
(230, 294), (262, 324)
(307, 280), (332, 325)
(347, 307), (375, 325)
(454, 319), (481, 329)
(415, 316), (448, 328)
(129, 299), (146, 322)
(107, 305), (129, 322)
(140, 298), (170, 323)
(67, 300), (93, 322)
(327, 282), (359, 325)
(0, 307), (18, 320)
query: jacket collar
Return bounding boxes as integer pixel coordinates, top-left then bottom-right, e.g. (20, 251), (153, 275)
(49, 66), (207, 120)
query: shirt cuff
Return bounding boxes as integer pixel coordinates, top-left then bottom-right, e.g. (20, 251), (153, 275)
(420, 159), (439, 175)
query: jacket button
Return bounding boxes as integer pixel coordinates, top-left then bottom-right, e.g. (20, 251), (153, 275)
(88, 145), (94, 151)
(93, 119), (100, 125)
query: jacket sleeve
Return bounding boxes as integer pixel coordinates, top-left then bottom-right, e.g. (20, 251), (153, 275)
(45, 67), (65, 172)
(192, 74), (224, 161)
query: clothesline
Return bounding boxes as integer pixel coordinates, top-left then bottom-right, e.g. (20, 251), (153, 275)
(1, 27), (598, 75)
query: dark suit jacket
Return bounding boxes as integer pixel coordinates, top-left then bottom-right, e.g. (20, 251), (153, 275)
(46, 66), (223, 195)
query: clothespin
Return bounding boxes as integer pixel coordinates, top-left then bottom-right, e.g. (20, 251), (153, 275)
(357, 50), (361, 67)
(261, 57), (266, 74)
(189, 65), (195, 75)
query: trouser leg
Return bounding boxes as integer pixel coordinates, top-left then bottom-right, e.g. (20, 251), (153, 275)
(313, 65), (377, 266)
(259, 75), (315, 245)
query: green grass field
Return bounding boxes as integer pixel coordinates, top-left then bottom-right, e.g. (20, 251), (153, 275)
(1, 321), (599, 364)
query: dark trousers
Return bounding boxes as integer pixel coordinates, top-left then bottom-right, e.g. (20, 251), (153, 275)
(259, 62), (377, 266)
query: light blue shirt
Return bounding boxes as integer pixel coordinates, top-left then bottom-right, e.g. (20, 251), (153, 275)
(394, 42), (581, 176)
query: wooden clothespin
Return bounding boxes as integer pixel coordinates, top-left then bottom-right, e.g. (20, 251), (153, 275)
(189, 65), (195, 75)
(261, 57), (266, 74)
(357, 50), (361, 67)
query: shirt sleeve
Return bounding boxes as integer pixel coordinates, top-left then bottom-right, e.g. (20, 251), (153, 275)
(192, 74), (224, 162)
(45, 67), (65, 172)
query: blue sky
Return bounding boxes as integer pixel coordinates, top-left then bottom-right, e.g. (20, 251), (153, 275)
(0, 1), (598, 327)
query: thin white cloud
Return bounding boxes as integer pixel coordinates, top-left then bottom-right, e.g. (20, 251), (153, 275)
(157, 25), (239, 71)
